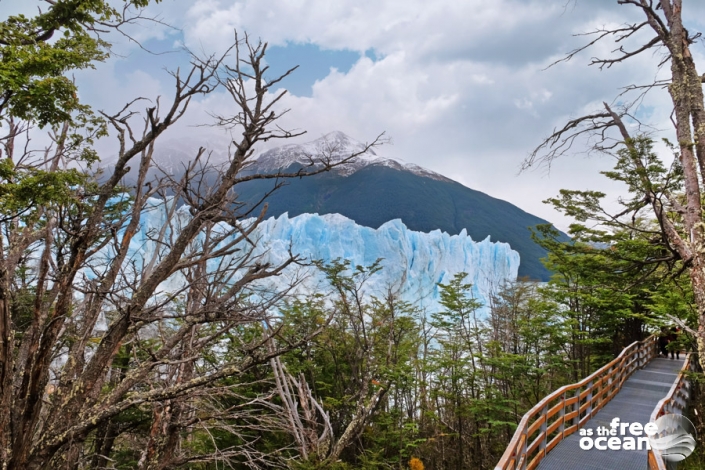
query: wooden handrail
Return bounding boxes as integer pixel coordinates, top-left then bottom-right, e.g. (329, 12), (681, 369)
(495, 335), (658, 470)
(647, 352), (694, 470)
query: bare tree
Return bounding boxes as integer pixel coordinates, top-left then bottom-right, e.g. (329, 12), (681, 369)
(0, 35), (382, 469)
(524, 0), (705, 370)
(270, 265), (418, 467)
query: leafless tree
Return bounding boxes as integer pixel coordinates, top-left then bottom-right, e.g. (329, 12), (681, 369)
(524, 0), (705, 370)
(0, 35), (382, 469)
(271, 269), (415, 467)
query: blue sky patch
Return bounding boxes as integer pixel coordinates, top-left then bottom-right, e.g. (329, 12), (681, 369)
(113, 35), (191, 78)
(265, 43), (361, 97)
(111, 37), (376, 99)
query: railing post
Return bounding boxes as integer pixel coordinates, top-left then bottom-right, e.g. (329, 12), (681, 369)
(607, 365), (613, 400)
(586, 380), (593, 418)
(573, 389), (579, 429)
(650, 337), (656, 360)
(608, 364), (613, 387)
(559, 392), (566, 438)
(642, 342), (648, 366)
(520, 427), (528, 470)
(539, 404), (548, 457)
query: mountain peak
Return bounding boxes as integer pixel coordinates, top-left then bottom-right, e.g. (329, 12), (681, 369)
(253, 131), (449, 181)
(314, 131), (376, 156)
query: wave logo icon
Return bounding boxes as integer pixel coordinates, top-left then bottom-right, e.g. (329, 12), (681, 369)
(647, 414), (697, 462)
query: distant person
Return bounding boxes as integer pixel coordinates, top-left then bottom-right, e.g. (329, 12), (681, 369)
(658, 327), (669, 357)
(668, 326), (681, 360)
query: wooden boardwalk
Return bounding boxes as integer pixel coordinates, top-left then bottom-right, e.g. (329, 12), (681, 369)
(495, 336), (694, 470)
(536, 357), (684, 470)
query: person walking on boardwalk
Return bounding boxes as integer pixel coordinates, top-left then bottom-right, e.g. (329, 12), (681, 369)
(668, 327), (681, 360)
(658, 327), (670, 357)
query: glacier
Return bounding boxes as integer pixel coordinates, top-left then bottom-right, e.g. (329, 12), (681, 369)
(121, 201), (520, 318)
(248, 212), (520, 316)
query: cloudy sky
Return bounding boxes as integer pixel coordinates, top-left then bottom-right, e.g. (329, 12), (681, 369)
(4, 0), (705, 230)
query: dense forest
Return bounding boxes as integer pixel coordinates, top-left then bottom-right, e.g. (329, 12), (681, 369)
(0, 1), (704, 469)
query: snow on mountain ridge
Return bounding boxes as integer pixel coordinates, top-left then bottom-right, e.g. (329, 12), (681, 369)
(254, 131), (451, 181)
(100, 131), (449, 182)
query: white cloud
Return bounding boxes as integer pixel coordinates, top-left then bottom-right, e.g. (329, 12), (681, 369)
(178, 0), (576, 59)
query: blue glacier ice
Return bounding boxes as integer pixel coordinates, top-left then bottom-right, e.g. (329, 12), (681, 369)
(247, 212), (520, 316)
(120, 200), (520, 318)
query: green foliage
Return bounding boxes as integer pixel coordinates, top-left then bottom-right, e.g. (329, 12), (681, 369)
(436, 272), (483, 326)
(0, 0), (162, 126)
(602, 137), (683, 197)
(75, 254), (653, 468)
(0, 1), (127, 218)
(2, 2), (103, 125)
(537, 135), (695, 358)
(532, 223), (654, 376)
(281, 260), (425, 467)
(0, 164), (83, 216)
(394, 276), (575, 468)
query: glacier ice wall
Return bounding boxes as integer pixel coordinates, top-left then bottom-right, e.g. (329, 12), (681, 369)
(111, 199), (519, 318)
(247, 213), (520, 316)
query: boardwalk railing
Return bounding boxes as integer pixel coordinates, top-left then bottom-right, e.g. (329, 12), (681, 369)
(495, 335), (658, 470)
(647, 352), (695, 470)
